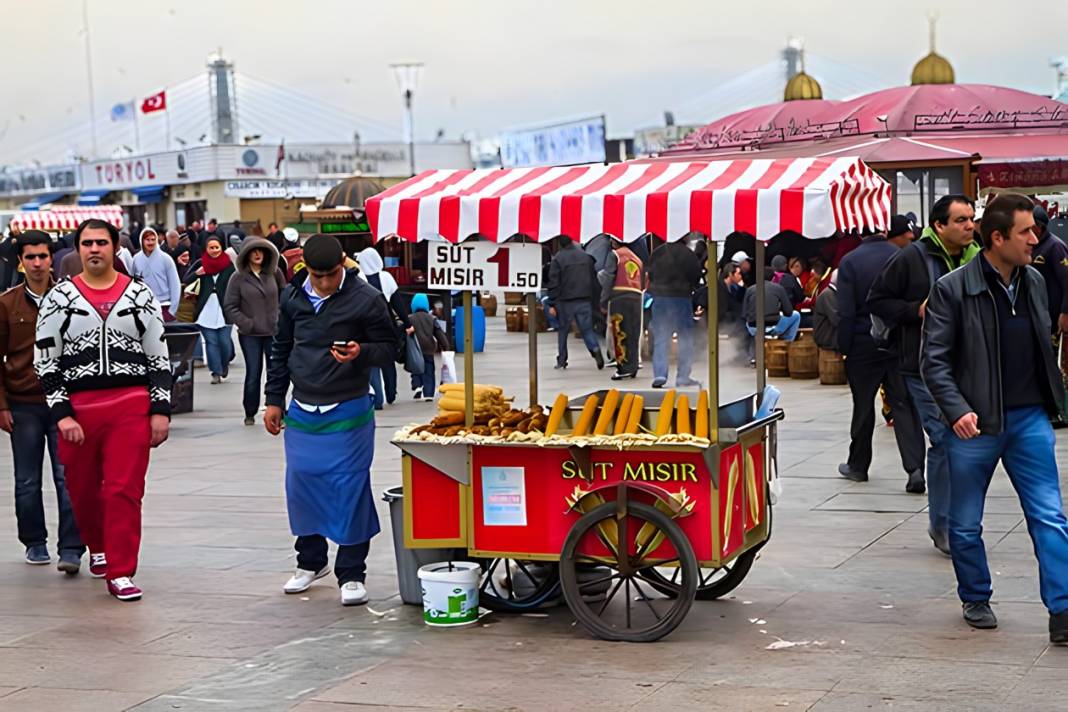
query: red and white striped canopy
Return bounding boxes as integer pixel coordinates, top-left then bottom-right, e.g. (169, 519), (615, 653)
(10, 205), (124, 233)
(366, 156), (890, 244)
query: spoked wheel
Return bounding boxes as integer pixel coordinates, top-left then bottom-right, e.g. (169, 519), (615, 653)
(639, 547), (757, 600)
(641, 485), (772, 600)
(560, 500), (698, 642)
(476, 558), (561, 613)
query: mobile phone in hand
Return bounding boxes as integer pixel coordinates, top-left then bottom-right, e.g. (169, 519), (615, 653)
(331, 340), (349, 351)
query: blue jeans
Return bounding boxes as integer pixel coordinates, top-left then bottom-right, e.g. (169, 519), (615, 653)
(903, 373), (950, 534)
(944, 406), (1068, 614)
(539, 295), (560, 331)
(198, 325), (234, 377)
(10, 401), (83, 553)
(414, 355), (436, 395)
(745, 311), (801, 340)
(369, 365), (398, 409)
(651, 297), (695, 382)
(238, 334), (272, 418)
(554, 299), (600, 367)
(745, 311), (801, 361)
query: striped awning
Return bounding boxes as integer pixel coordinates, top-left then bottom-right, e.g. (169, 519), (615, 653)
(366, 156), (891, 243)
(10, 205), (124, 233)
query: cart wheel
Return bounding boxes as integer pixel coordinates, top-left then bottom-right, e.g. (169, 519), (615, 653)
(640, 488), (771, 601)
(476, 558), (561, 613)
(559, 500), (698, 642)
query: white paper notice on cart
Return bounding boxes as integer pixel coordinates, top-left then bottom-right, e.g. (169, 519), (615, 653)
(482, 467), (527, 526)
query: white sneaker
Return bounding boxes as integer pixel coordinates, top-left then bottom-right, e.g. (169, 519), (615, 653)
(283, 566), (329, 594)
(340, 581), (368, 606)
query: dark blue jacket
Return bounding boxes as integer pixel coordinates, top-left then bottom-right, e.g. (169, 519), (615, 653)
(836, 234), (901, 356)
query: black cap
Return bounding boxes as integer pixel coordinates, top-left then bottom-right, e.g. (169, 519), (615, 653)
(1034, 204), (1050, 228)
(888, 214), (916, 239)
(302, 234), (344, 271)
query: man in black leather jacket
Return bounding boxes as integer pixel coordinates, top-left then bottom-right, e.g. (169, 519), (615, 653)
(546, 235), (603, 370)
(921, 193), (1068, 642)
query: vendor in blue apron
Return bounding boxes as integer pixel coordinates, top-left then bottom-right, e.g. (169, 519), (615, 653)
(264, 234), (399, 606)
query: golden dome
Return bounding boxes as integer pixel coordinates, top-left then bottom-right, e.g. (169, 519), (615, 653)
(911, 51), (955, 85)
(784, 71), (823, 101)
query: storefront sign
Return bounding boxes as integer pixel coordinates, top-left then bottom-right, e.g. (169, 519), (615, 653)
(284, 142), (473, 177)
(224, 179), (337, 199)
(0, 166), (80, 197)
(427, 242), (541, 292)
(978, 159), (1068, 190)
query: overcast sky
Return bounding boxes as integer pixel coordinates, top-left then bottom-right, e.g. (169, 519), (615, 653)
(3, 0), (1067, 164)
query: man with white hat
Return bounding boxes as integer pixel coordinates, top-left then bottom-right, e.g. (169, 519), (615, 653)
(731, 250), (755, 287)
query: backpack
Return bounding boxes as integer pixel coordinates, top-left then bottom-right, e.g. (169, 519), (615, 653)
(870, 241), (938, 349)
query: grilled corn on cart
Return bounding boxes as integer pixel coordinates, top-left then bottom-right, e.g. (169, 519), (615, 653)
(367, 156), (891, 641)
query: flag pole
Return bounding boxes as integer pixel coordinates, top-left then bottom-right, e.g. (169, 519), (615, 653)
(82, 0), (98, 158)
(133, 99), (141, 153)
(165, 104), (172, 150)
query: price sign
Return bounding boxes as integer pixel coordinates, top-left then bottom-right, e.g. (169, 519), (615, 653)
(428, 243), (542, 292)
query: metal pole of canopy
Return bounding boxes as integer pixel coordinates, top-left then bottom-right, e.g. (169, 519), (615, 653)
(754, 239), (767, 407)
(706, 240), (719, 443)
(463, 290), (475, 428)
(526, 292), (538, 408)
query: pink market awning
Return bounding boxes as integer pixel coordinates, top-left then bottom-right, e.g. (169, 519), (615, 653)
(366, 157), (890, 243)
(10, 205), (124, 232)
(673, 99), (842, 152)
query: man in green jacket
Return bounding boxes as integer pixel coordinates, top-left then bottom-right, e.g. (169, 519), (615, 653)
(868, 195), (979, 555)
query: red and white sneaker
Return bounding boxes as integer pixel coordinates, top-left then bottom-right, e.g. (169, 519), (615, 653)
(106, 577), (142, 602)
(88, 553), (107, 578)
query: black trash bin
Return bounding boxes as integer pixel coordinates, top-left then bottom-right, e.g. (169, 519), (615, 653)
(163, 323), (201, 414)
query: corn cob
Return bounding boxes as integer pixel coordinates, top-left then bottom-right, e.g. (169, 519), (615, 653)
(545, 394), (569, 437)
(572, 395), (600, 437)
(675, 394), (691, 435)
(654, 389), (676, 436)
(593, 389), (620, 435)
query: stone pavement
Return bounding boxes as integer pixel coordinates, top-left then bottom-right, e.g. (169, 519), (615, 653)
(1, 317), (1067, 711)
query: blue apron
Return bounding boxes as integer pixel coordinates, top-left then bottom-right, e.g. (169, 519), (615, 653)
(283, 396), (380, 545)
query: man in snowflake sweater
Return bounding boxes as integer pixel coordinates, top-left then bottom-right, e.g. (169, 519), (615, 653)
(34, 219), (172, 602)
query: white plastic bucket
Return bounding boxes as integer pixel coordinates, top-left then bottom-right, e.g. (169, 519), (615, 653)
(418, 561), (480, 627)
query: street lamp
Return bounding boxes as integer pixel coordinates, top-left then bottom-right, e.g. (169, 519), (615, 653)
(390, 62), (424, 177)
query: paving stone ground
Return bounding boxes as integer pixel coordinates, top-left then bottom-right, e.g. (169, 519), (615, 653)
(1, 316), (1067, 711)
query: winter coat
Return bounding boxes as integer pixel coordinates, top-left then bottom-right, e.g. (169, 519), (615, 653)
(223, 238), (286, 337)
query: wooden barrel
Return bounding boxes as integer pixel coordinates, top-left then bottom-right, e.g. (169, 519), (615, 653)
(788, 333), (818, 379)
(481, 293), (498, 317)
(519, 307), (529, 332)
(504, 292), (525, 305)
(764, 340), (790, 377)
(819, 348), (847, 385)
(505, 307), (522, 332)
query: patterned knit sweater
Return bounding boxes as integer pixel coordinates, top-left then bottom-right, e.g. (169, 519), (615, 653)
(34, 278), (172, 422)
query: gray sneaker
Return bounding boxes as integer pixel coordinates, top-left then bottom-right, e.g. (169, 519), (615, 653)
(25, 544), (49, 565)
(57, 550), (81, 575)
(963, 601), (997, 629)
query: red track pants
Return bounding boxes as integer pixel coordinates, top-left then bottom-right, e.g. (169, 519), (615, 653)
(57, 388), (151, 579)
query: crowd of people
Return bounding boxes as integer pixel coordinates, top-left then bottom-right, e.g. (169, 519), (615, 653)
(0, 214), (415, 606)
(3, 196), (1068, 644)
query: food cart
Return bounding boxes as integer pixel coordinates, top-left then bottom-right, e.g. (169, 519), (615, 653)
(367, 156), (891, 641)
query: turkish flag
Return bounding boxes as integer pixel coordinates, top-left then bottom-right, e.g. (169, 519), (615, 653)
(141, 90), (167, 114)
